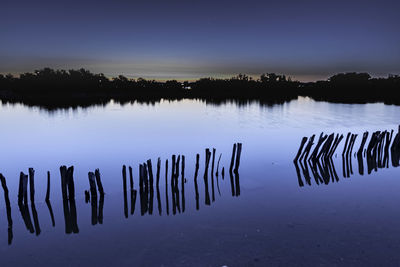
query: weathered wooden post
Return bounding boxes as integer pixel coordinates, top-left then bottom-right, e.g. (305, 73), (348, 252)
(88, 172), (97, 196)
(129, 166), (134, 191)
(156, 157), (161, 186)
(357, 131), (369, 156)
(165, 159), (169, 215)
(66, 166), (75, 199)
(229, 143), (237, 172)
(147, 160), (154, 215)
(155, 157), (161, 215)
(310, 133), (327, 160)
(300, 134), (315, 161)
(211, 149), (216, 202)
(216, 153), (222, 176)
(122, 165), (128, 218)
(328, 134), (343, 158)
(95, 169), (104, 195)
(194, 153), (200, 210)
(294, 137), (308, 162)
(29, 168), (35, 203)
(18, 172), (28, 205)
(342, 132), (352, 156)
(181, 155), (186, 212)
(234, 143), (242, 173)
(45, 171), (51, 202)
(99, 194), (104, 224)
(89, 172), (98, 225)
(204, 149), (211, 205)
(171, 155), (177, 215)
(60, 166), (68, 200)
(0, 174), (13, 245)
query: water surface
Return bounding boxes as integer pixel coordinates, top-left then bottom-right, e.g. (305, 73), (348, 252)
(0, 98), (400, 266)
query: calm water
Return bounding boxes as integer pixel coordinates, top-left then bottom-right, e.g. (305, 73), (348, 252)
(0, 97), (400, 266)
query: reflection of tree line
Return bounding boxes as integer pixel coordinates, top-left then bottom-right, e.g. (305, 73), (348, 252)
(0, 143), (242, 245)
(122, 143), (242, 219)
(294, 127), (400, 187)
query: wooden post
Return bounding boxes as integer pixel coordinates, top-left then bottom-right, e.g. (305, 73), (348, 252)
(342, 132), (351, 156)
(211, 149), (215, 202)
(29, 168), (35, 203)
(357, 131), (369, 155)
(294, 137), (308, 162)
(129, 166), (134, 191)
(147, 159), (154, 189)
(89, 172), (98, 226)
(60, 166), (68, 200)
(194, 153), (200, 210)
(211, 148), (216, 176)
(234, 143), (242, 173)
(328, 134), (344, 158)
(122, 165), (128, 218)
(22, 172), (28, 205)
(156, 157), (161, 186)
(317, 133), (334, 159)
(165, 159), (169, 215)
(147, 160), (154, 215)
(66, 166), (75, 199)
(216, 153), (222, 176)
(229, 143), (237, 172)
(181, 155), (185, 212)
(85, 190), (90, 203)
(300, 134), (315, 161)
(204, 149), (211, 205)
(171, 155), (176, 215)
(95, 168), (104, 195)
(325, 134), (338, 158)
(310, 133), (328, 160)
(88, 172), (97, 196)
(18, 172), (27, 204)
(45, 171), (50, 202)
(0, 174), (13, 245)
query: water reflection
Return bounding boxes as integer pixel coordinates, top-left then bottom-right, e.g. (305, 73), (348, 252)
(294, 127), (400, 186)
(0, 144), (242, 245)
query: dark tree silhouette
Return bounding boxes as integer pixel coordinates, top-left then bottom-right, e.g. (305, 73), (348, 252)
(0, 68), (399, 110)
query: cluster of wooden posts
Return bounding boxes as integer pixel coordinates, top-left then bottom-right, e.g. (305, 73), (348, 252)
(120, 143), (243, 218)
(85, 169), (105, 226)
(294, 126), (400, 187)
(0, 143), (243, 245)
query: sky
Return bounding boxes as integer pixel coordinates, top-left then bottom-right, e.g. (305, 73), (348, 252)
(1, 0), (399, 81)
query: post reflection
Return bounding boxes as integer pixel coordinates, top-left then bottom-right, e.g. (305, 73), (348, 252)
(294, 127), (400, 187)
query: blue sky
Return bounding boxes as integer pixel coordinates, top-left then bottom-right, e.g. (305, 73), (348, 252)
(1, 0), (399, 81)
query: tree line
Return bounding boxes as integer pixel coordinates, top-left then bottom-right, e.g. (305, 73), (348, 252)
(0, 68), (399, 109)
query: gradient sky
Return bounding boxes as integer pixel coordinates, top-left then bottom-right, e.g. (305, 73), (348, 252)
(1, 0), (399, 81)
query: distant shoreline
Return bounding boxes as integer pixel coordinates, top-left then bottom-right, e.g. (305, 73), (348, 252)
(1, 68), (399, 110)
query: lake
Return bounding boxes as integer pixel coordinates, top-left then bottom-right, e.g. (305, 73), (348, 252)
(0, 97), (400, 266)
